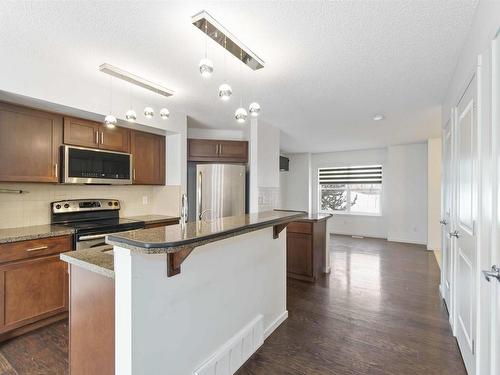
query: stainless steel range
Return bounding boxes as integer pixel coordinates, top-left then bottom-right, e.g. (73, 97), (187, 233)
(51, 199), (145, 251)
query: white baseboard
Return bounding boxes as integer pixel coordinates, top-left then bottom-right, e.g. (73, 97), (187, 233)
(330, 231), (386, 239)
(387, 237), (427, 246)
(263, 311), (288, 340)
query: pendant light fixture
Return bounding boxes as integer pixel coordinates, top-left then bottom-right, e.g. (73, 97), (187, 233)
(235, 107), (247, 123)
(144, 107), (155, 119)
(218, 83), (232, 101)
(125, 86), (137, 123)
(198, 19), (214, 78)
(248, 102), (260, 117)
(234, 50), (247, 124)
(218, 36), (232, 101)
(160, 108), (170, 120)
(104, 76), (117, 128)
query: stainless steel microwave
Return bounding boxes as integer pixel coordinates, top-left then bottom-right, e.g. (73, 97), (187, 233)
(62, 145), (132, 184)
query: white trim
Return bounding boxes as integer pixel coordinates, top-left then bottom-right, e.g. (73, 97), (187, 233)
(330, 231), (386, 240)
(263, 311), (288, 340)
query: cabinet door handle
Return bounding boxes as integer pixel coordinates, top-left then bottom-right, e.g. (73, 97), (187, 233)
(101, 131), (104, 144)
(219, 144), (223, 155)
(215, 144), (219, 155)
(133, 169), (136, 180)
(26, 246), (49, 252)
(54, 163), (58, 179)
(95, 131), (99, 144)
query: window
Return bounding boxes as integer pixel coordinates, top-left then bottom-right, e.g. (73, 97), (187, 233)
(318, 165), (382, 215)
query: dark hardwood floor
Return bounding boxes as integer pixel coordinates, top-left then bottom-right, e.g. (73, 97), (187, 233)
(0, 320), (68, 374)
(237, 235), (466, 375)
(0, 235), (465, 375)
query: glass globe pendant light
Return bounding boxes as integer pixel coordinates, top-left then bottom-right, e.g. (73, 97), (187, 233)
(235, 107), (247, 123)
(248, 102), (261, 117)
(160, 108), (170, 120)
(199, 58), (213, 78)
(218, 83), (232, 101)
(144, 107), (154, 119)
(198, 20), (213, 78)
(104, 115), (117, 128)
(125, 110), (137, 123)
(104, 77), (117, 128)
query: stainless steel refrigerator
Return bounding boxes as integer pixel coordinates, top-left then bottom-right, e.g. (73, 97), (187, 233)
(187, 163), (246, 221)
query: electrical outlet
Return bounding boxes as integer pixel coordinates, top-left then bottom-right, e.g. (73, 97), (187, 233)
(142, 196), (149, 205)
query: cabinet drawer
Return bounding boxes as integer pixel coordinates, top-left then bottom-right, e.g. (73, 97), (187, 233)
(287, 222), (312, 234)
(0, 236), (72, 264)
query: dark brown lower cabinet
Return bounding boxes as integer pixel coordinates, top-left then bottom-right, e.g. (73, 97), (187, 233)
(0, 255), (68, 341)
(287, 220), (327, 282)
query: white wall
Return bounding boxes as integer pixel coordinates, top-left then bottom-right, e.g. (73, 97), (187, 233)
(278, 143), (430, 243)
(311, 148), (388, 239)
(249, 119), (280, 212)
(386, 143), (428, 245)
(427, 138), (442, 251)
(279, 153), (311, 212)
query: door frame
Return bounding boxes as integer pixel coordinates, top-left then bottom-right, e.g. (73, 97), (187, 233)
(490, 28), (500, 375)
(450, 55), (485, 374)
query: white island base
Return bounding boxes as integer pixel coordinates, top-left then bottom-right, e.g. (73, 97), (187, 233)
(114, 226), (287, 375)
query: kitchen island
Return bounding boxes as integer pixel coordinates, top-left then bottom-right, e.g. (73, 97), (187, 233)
(61, 210), (305, 375)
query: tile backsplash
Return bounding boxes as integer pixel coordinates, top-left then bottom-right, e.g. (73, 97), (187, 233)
(257, 187), (281, 212)
(0, 183), (181, 229)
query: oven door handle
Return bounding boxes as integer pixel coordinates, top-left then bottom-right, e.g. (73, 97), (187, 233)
(78, 233), (115, 241)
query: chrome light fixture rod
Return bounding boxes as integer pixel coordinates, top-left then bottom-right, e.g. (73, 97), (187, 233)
(99, 63), (174, 97)
(191, 10), (265, 71)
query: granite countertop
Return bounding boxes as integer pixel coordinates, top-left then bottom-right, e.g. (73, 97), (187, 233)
(60, 248), (114, 279)
(0, 224), (75, 244)
(107, 210), (307, 253)
(294, 213), (333, 222)
(125, 215), (180, 224)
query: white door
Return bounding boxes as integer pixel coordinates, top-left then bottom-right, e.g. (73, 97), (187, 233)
(441, 119), (453, 314)
(454, 74), (478, 375)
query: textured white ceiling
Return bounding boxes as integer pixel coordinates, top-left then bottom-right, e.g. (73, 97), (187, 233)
(0, 1), (478, 153)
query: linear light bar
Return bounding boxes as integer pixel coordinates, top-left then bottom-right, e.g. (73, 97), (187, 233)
(99, 63), (174, 97)
(192, 10), (265, 71)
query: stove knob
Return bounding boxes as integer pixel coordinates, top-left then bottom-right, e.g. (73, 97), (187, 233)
(108, 201), (113, 206)
(114, 202), (119, 206)
(64, 203), (70, 209)
(55, 204), (61, 210)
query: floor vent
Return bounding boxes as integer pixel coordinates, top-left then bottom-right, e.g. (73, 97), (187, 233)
(193, 315), (264, 375)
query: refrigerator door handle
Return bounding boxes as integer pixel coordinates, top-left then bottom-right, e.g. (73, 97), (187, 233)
(198, 171), (203, 220)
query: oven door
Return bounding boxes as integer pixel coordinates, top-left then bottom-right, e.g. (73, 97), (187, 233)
(63, 145), (132, 185)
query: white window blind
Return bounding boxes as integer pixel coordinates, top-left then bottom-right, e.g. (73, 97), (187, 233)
(318, 165), (382, 185)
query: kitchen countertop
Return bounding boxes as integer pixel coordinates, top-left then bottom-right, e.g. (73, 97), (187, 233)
(291, 212), (333, 222)
(0, 224), (75, 244)
(125, 214), (180, 224)
(60, 247), (114, 279)
(107, 210), (307, 254)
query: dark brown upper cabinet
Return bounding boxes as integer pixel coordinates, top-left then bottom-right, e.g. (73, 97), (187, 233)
(0, 102), (62, 183)
(187, 139), (248, 163)
(130, 130), (165, 185)
(64, 117), (130, 153)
